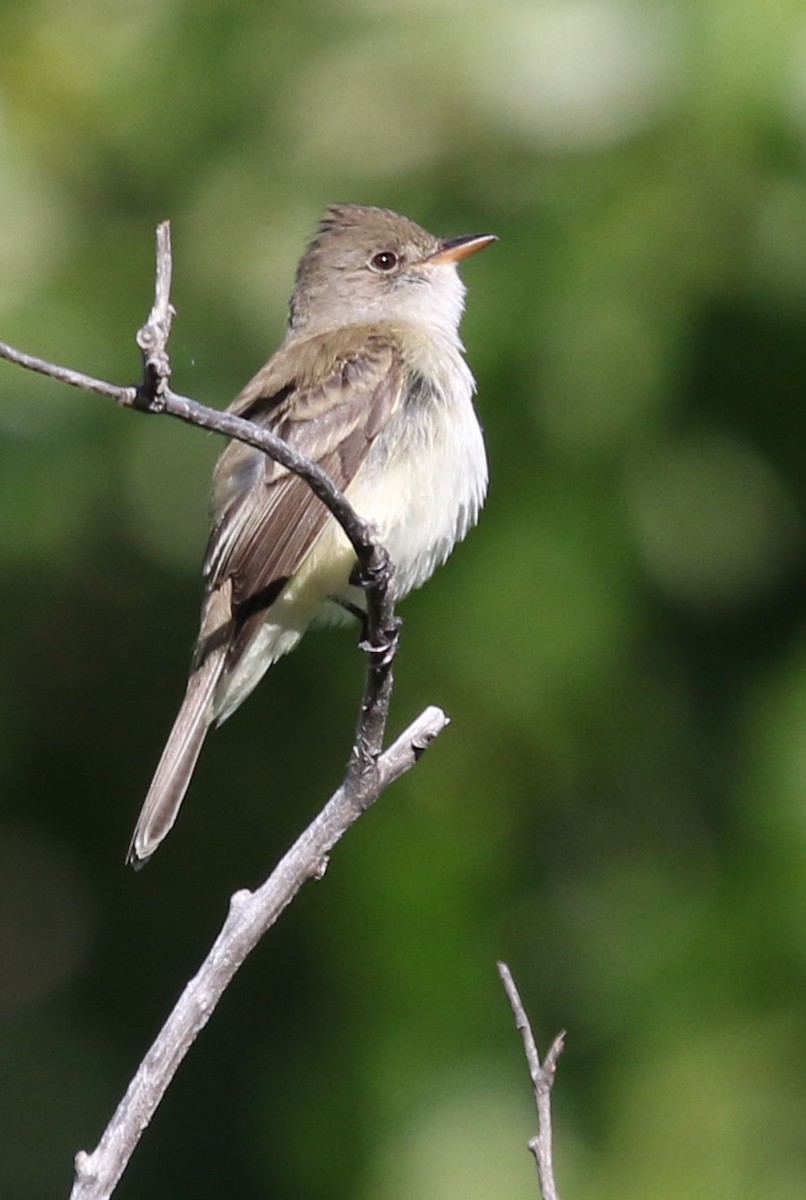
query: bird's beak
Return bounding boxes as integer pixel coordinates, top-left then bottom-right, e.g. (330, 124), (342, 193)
(426, 233), (498, 266)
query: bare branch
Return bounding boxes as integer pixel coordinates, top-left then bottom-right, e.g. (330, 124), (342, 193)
(498, 962), (565, 1200)
(0, 223), (444, 1194)
(0, 340), (136, 404)
(71, 705), (449, 1200)
(135, 219), (175, 408)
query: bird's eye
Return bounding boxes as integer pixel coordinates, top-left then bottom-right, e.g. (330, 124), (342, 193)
(370, 250), (399, 272)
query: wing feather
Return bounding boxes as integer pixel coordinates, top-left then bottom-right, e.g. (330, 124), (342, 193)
(201, 327), (406, 637)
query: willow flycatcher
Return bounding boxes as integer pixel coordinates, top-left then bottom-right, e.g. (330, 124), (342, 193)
(127, 204), (495, 865)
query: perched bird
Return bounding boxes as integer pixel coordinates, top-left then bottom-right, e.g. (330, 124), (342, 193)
(127, 204), (495, 865)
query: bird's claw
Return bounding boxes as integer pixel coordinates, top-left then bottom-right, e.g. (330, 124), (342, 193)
(359, 616), (402, 668)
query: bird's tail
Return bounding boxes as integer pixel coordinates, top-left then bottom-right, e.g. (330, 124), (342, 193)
(126, 650), (225, 867)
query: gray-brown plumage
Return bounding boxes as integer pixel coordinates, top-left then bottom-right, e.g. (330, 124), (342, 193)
(127, 205), (494, 866)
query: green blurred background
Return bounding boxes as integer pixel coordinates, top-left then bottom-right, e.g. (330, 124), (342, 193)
(2, 1), (806, 1196)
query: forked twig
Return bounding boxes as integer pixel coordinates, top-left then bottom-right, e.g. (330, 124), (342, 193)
(498, 962), (565, 1200)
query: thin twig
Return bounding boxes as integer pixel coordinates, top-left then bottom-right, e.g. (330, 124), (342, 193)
(71, 706), (449, 1200)
(134, 219), (175, 408)
(498, 962), (565, 1200)
(0, 340), (136, 403)
(0, 223), (446, 1197)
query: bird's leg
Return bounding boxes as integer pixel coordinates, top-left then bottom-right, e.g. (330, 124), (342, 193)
(331, 596), (401, 668)
(361, 613), (402, 668)
(341, 542), (401, 667)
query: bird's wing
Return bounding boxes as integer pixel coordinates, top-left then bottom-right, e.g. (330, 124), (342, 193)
(200, 326), (407, 644)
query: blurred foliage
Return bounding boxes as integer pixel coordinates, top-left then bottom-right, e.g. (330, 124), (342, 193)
(2, 1), (806, 1197)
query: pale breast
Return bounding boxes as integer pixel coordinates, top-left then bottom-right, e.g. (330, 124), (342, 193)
(212, 342), (487, 720)
(345, 350), (488, 599)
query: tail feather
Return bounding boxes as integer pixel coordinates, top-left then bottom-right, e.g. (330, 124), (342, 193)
(127, 651), (224, 867)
